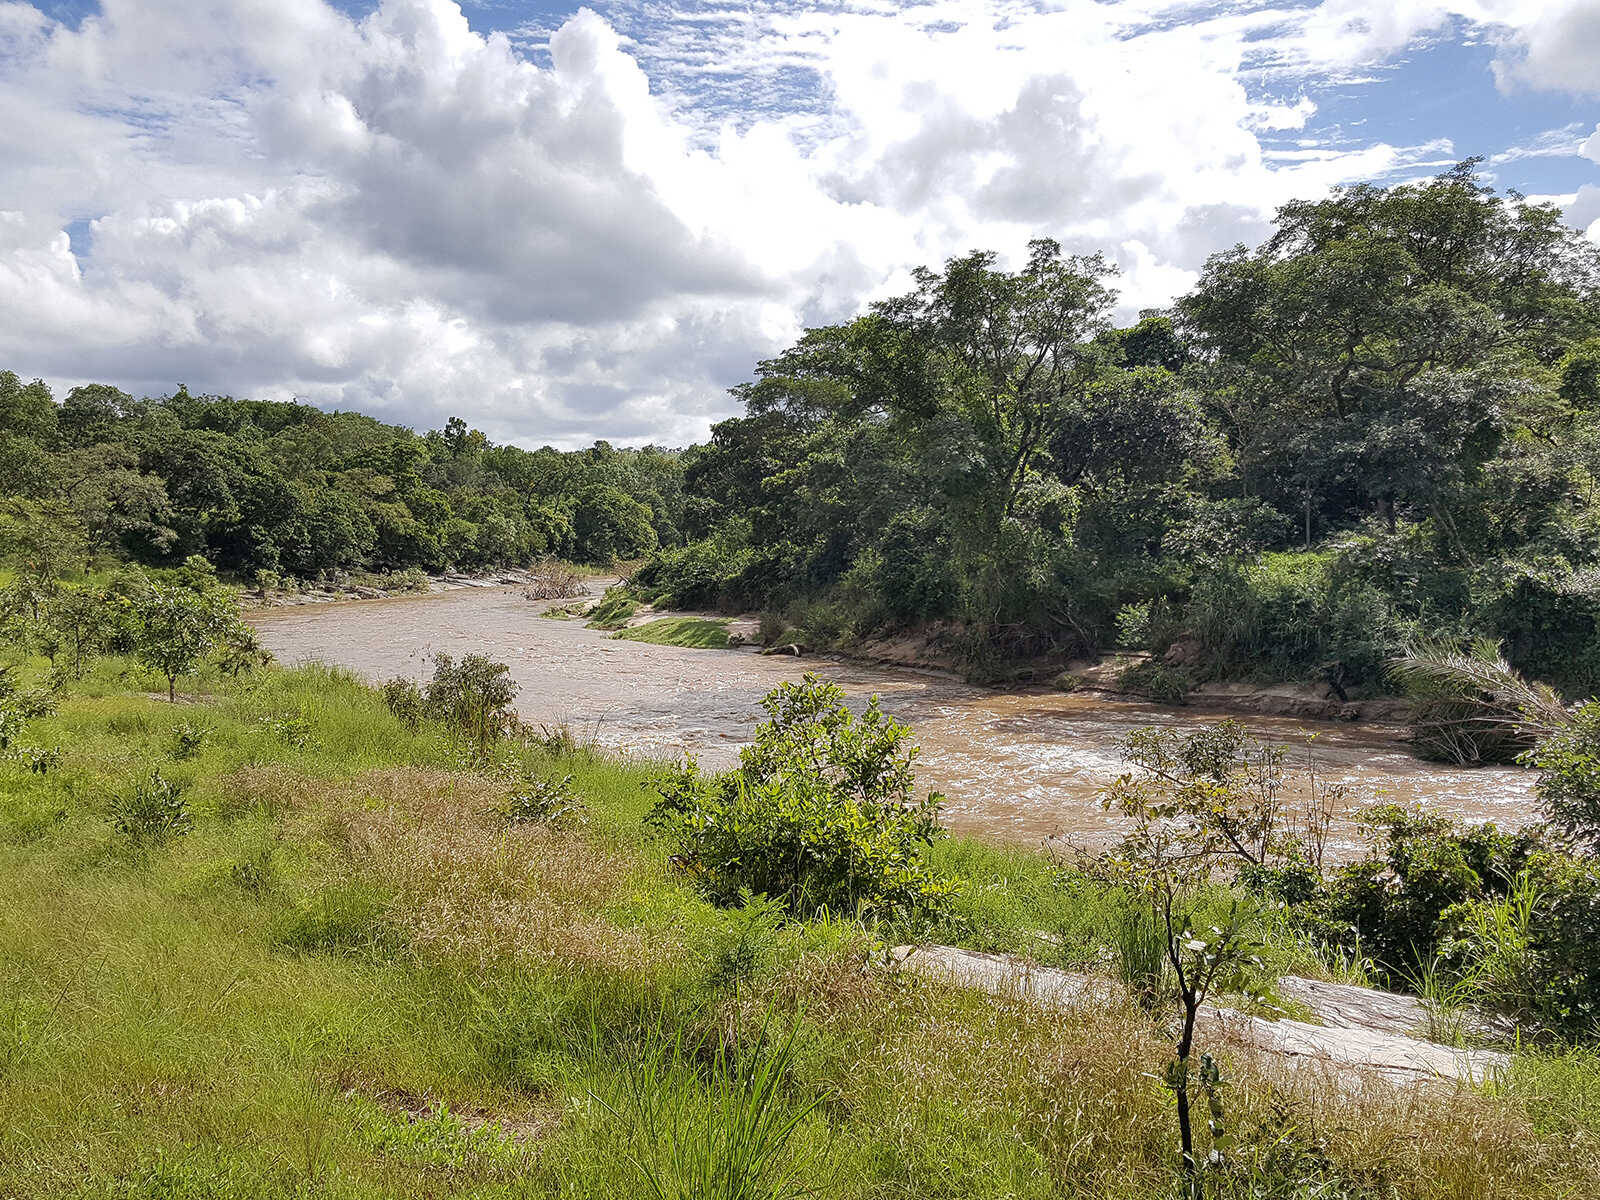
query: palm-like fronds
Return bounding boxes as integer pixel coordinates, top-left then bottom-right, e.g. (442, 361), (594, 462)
(1390, 638), (1573, 763)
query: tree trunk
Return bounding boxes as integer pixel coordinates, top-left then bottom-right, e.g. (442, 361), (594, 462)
(1177, 997), (1203, 1200)
(168, 676), (177, 703)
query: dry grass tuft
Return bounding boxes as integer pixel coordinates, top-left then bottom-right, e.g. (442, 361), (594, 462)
(328, 767), (664, 974)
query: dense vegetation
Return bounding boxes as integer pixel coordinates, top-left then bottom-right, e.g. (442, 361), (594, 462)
(0, 379), (688, 578)
(4, 592), (1600, 1198)
(638, 163), (1600, 695)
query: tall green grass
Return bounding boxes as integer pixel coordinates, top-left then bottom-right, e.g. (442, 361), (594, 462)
(0, 657), (1597, 1199)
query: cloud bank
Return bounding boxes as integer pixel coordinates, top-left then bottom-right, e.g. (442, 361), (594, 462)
(0, 0), (1596, 446)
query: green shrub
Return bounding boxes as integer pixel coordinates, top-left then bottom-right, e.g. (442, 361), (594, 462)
(1183, 553), (1395, 685)
(1114, 657), (1191, 704)
(259, 711), (318, 750)
(423, 652), (518, 754)
(169, 718), (211, 760)
(382, 675), (426, 732)
(1301, 808), (1600, 1034)
(647, 674), (960, 922)
(635, 537), (753, 610)
(506, 772), (587, 827)
(111, 769), (193, 843)
(1115, 600), (1153, 649)
(1525, 701), (1600, 852)
(1484, 571), (1600, 699)
(756, 612), (789, 647)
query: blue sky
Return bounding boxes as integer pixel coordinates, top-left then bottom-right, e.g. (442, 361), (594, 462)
(0, 0), (1596, 446)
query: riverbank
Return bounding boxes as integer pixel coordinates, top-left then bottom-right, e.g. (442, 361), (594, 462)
(2, 658), (1595, 1199)
(244, 562), (607, 608)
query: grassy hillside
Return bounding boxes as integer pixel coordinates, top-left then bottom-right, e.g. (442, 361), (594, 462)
(1, 660), (1597, 1199)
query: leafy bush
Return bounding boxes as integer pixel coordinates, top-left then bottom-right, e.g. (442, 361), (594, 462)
(841, 509), (959, 628)
(756, 612), (789, 648)
(1115, 600), (1153, 649)
(647, 674), (959, 922)
(505, 772), (586, 827)
(389, 567), (431, 593)
(1183, 553), (1395, 685)
(1294, 808), (1600, 1034)
(1525, 701), (1600, 852)
(1114, 658), (1191, 704)
(423, 652), (518, 754)
(7, 744), (61, 776)
(382, 676), (426, 732)
(635, 536), (753, 610)
(1483, 571), (1600, 699)
(112, 770), (193, 843)
(132, 568), (248, 701)
(169, 718), (211, 760)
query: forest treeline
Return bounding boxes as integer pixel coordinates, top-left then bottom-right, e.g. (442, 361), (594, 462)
(640, 162), (1600, 696)
(5, 161), (1600, 695)
(0, 379), (688, 579)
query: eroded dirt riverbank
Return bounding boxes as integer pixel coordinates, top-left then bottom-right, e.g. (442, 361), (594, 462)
(248, 586), (1536, 849)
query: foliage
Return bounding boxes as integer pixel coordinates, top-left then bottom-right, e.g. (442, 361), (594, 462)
(132, 562), (248, 700)
(0, 379), (686, 581)
(573, 485), (659, 563)
(1523, 702), (1600, 853)
(1114, 657), (1192, 704)
(423, 652), (519, 755)
(1392, 638), (1569, 765)
(648, 674), (959, 922)
(505, 772), (587, 827)
(1287, 807), (1600, 1035)
(111, 769), (194, 843)
(632, 163), (1600, 690)
(382, 676), (427, 732)
(1104, 730), (1272, 1199)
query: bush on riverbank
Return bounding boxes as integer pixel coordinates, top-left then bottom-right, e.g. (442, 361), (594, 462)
(647, 675), (958, 922)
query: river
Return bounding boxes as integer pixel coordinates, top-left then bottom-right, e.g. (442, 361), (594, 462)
(248, 586), (1536, 852)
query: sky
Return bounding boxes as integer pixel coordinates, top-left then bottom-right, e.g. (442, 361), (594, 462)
(1, 1), (1597, 449)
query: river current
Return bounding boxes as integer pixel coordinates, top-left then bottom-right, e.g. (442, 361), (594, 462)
(248, 586), (1535, 851)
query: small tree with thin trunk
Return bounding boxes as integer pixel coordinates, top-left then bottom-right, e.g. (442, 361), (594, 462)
(1108, 749), (1267, 1200)
(134, 582), (237, 702)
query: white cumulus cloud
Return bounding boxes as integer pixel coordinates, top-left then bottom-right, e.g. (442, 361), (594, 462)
(0, 0), (1595, 446)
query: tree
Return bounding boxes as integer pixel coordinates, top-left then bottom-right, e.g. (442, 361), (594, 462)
(1180, 161), (1600, 538)
(572, 485), (657, 563)
(1107, 737), (1270, 1200)
(895, 239), (1116, 522)
(134, 580), (239, 701)
(45, 584), (108, 676)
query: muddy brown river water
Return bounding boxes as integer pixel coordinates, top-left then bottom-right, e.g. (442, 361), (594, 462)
(248, 586), (1536, 851)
